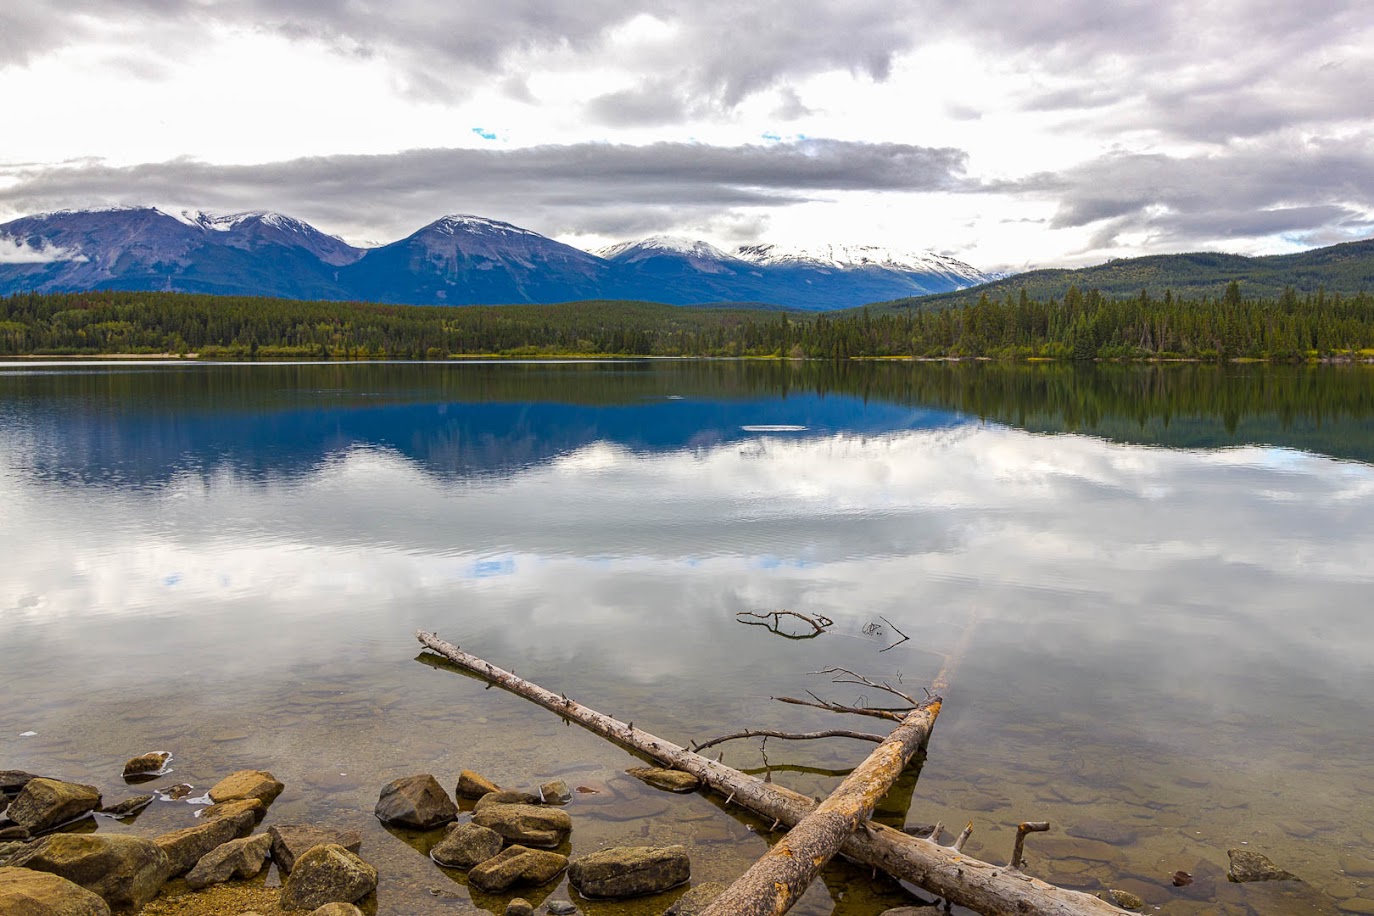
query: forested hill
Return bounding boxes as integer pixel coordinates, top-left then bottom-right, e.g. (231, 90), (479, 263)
(872, 237), (1374, 313)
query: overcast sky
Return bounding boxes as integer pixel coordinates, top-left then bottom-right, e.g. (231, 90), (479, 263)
(2, 1), (1371, 270)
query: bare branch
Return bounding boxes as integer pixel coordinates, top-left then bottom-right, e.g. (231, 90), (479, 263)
(1009, 821), (1051, 870)
(773, 695), (906, 722)
(878, 615), (911, 652)
(735, 610), (833, 640)
(811, 666), (919, 706)
(692, 728), (886, 752)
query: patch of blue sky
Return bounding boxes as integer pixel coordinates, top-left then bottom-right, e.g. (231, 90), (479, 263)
(163, 573), (182, 586)
(472, 127), (497, 140)
(470, 557), (515, 578)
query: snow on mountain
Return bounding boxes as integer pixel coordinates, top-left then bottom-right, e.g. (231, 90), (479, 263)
(736, 242), (992, 286)
(597, 236), (742, 263)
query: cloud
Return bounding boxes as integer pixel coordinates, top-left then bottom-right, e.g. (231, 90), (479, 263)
(0, 235), (87, 264)
(984, 135), (1374, 251)
(0, 139), (968, 242)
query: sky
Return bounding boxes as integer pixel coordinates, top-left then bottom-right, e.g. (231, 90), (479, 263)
(1, 1), (1372, 272)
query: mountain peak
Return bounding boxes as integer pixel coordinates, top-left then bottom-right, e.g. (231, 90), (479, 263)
(736, 242), (991, 285)
(598, 236), (739, 262)
(425, 214), (543, 238)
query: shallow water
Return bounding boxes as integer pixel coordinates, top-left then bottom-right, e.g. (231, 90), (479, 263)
(1, 360), (1372, 914)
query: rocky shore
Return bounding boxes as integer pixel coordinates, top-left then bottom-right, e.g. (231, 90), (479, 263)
(0, 757), (725, 916)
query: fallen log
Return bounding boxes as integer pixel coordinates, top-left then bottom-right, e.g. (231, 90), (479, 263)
(415, 631), (1123, 915)
(699, 697), (941, 916)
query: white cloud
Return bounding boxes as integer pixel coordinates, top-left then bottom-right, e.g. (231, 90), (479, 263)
(0, 234), (86, 264)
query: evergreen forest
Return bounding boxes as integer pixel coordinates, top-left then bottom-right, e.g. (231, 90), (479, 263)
(2, 282), (1372, 361)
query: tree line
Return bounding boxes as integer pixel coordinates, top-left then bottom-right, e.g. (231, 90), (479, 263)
(1, 282), (1371, 360)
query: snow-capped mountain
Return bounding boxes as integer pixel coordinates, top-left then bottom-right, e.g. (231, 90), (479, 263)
(0, 207), (361, 299)
(339, 215), (612, 305)
(737, 243), (992, 288)
(0, 207), (999, 308)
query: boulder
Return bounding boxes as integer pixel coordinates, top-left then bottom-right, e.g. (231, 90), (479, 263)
(121, 753), (170, 780)
(374, 775), (456, 829)
(200, 798), (266, 824)
(185, 832), (273, 890)
(625, 767), (700, 793)
(307, 905), (363, 916)
(505, 898), (534, 916)
(6, 779), (102, 834)
(539, 780), (572, 805)
(97, 796), (153, 819)
(569, 845), (690, 898)
(474, 790), (542, 811)
(0, 866), (112, 916)
(1104, 889), (1143, 910)
(268, 825), (363, 875)
(472, 803), (572, 848)
(429, 823), (503, 869)
(467, 845), (568, 893)
(455, 770), (501, 799)
(0, 826), (31, 841)
(665, 882), (726, 915)
(279, 844), (376, 912)
(7, 834), (171, 910)
(545, 902), (577, 915)
(155, 809), (253, 875)
(207, 770), (284, 807)
(1227, 848), (1299, 882)
(0, 771), (40, 795)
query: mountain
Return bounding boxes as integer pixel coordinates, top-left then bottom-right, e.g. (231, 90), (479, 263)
(340, 215), (612, 305)
(0, 207), (361, 299)
(595, 236), (996, 308)
(871, 239), (1374, 313)
(0, 207), (996, 309)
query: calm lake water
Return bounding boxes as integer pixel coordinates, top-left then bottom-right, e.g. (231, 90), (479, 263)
(1, 359), (1372, 915)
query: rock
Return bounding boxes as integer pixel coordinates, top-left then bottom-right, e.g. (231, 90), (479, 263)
(455, 770), (501, 799)
(539, 780), (572, 805)
(1342, 855), (1374, 878)
(0, 866), (113, 916)
(269, 825), (364, 875)
(200, 798), (266, 824)
(98, 795), (153, 818)
(208, 770), (285, 807)
(121, 752), (170, 780)
(279, 844), (377, 911)
(1227, 848), (1299, 882)
(1063, 818), (1140, 846)
(545, 902), (577, 916)
(155, 814), (252, 875)
(156, 784), (195, 801)
(1, 841), (27, 861)
(374, 775), (456, 829)
(1171, 870), (1194, 886)
(308, 905), (364, 916)
(1337, 899), (1374, 915)
(664, 881), (726, 915)
(568, 845), (691, 898)
(429, 823), (503, 869)
(0, 796), (7, 815)
(467, 845), (568, 893)
(505, 899), (534, 916)
(474, 790), (542, 811)
(0, 771), (40, 795)
(625, 767), (700, 793)
(6, 779), (102, 834)
(7, 834), (171, 910)
(471, 803), (572, 848)
(0, 826), (31, 841)
(185, 832), (273, 889)
(1105, 889), (1143, 910)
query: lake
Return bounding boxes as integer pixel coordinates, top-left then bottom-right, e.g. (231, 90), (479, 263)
(1, 359), (1372, 915)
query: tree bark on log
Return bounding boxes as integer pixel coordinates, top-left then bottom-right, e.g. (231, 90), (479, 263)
(415, 631), (1123, 916)
(699, 698), (940, 916)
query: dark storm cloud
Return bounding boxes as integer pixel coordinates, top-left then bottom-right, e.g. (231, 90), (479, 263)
(0, 139), (967, 241)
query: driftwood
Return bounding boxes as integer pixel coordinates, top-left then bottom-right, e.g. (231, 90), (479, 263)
(735, 610), (834, 638)
(699, 698), (941, 916)
(415, 631), (1124, 915)
(692, 728), (885, 752)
